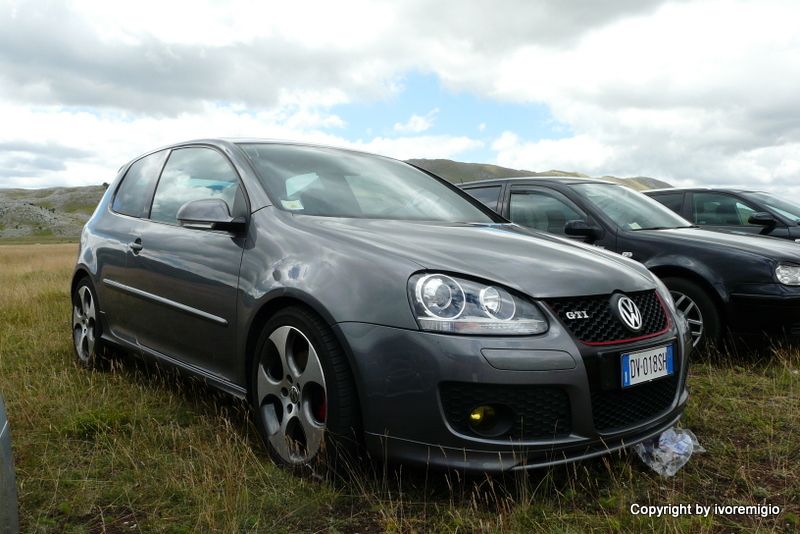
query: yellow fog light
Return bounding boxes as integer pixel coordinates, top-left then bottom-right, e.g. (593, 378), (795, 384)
(469, 405), (495, 424)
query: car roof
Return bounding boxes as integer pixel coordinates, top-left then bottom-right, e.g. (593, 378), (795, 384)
(122, 137), (406, 170)
(646, 186), (767, 194)
(163, 137), (386, 157)
(460, 176), (615, 187)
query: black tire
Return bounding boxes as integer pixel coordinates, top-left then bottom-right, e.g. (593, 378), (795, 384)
(249, 306), (361, 476)
(662, 276), (722, 348)
(71, 277), (108, 369)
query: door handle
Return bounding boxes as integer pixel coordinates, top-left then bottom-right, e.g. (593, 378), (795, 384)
(128, 239), (143, 254)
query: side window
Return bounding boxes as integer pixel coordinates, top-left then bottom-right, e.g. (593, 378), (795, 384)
(651, 192), (684, 214)
(693, 192), (758, 226)
(509, 190), (587, 234)
(150, 148), (242, 225)
(465, 186), (502, 211)
(112, 150), (168, 218)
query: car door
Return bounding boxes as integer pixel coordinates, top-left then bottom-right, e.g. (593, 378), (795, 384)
(97, 149), (169, 344)
(689, 191), (772, 236)
(127, 146), (249, 382)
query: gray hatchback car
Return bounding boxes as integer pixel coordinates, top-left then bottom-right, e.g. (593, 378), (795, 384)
(72, 139), (691, 472)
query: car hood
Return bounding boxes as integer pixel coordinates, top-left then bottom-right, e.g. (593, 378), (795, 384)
(639, 227), (800, 260)
(291, 215), (655, 298)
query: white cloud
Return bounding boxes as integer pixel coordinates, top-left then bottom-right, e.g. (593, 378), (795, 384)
(492, 132), (615, 173)
(354, 134), (482, 160)
(2, 0), (800, 199)
(482, 0), (800, 196)
(0, 102), (481, 187)
(393, 108), (439, 133)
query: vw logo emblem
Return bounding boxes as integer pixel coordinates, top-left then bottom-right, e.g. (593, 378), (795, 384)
(616, 295), (643, 331)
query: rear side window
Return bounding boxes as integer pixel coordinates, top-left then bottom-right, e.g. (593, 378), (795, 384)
(651, 192), (684, 214)
(150, 147), (242, 225)
(465, 186), (502, 211)
(692, 192), (758, 226)
(509, 190), (587, 234)
(112, 150), (168, 218)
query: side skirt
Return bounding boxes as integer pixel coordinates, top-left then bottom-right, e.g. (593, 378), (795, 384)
(99, 333), (248, 399)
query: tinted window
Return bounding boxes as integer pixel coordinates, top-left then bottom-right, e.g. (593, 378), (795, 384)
(572, 183), (692, 230)
(692, 192), (758, 226)
(239, 144), (496, 222)
(465, 186), (502, 210)
(150, 148), (241, 225)
(112, 150), (168, 218)
(509, 190), (586, 234)
(651, 192), (684, 214)
(748, 192), (800, 223)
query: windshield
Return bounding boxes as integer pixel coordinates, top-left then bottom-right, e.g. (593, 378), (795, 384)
(749, 192), (800, 223)
(239, 144), (496, 223)
(572, 183), (693, 230)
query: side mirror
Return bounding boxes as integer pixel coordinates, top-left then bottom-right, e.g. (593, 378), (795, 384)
(176, 199), (246, 234)
(564, 220), (602, 241)
(748, 211), (778, 234)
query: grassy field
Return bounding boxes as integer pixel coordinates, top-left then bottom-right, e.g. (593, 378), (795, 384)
(0, 243), (798, 533)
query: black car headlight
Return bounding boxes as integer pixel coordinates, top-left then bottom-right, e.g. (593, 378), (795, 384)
(776, 263), (800, 286)
(408, 273), (548, 335)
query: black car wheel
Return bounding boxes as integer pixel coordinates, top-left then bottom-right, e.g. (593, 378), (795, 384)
(662, 277), (721, 348)
(250, 306), (360, 474)
(71, 278), (107, 369)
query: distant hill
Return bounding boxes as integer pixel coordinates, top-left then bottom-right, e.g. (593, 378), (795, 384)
(409, 159), (673, 191)
(0, 159), (672, 240)
(0, 185), (106, 240)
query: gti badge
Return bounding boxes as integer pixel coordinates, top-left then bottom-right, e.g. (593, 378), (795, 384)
(565, 310), (590, 320)
(612, 295), (643, 331)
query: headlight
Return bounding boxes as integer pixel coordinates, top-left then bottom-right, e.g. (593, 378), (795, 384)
(408, 273), (548, 335)
(776, 263), (800, 286)
(653, 276), (676, 313)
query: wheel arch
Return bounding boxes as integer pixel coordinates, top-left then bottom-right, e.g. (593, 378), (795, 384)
(242, 291), (365, 414)
(70, 266), (92, 296)
(647, 264), (726, 319)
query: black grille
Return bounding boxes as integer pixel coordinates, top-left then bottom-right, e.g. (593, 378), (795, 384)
(440, 382), (571, 440)
(547, 290), (667, 344)
(591, 374), (679, 433)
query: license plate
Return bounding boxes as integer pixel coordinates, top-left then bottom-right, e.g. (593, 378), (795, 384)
(621, 345), (674, 388)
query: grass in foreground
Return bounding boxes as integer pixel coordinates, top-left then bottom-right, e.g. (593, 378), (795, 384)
(0, 243), (798, 533)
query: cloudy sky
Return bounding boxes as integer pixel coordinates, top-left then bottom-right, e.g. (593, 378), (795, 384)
(1, 0), (800, 198)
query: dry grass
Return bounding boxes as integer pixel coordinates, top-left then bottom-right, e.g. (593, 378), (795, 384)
(0, 243), (798, 533)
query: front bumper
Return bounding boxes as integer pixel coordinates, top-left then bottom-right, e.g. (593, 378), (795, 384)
(334, 315), (691, 473)
(727, 285), (800, 336)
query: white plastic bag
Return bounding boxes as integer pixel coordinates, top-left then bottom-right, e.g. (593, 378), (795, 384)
(634, 427), (705, 477)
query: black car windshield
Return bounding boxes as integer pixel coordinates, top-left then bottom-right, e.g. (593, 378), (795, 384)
(572, 182), (693, 230)
(239, 143), (497, 222)
(748, 192), (800, 223)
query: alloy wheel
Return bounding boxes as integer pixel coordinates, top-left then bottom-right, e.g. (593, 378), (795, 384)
(670, 290), (704, 348)
(72, 285), (97, 363)
(256, 325), (328, 465)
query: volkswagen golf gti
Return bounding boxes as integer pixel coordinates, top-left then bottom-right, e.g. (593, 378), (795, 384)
(71, 139), (692, 473)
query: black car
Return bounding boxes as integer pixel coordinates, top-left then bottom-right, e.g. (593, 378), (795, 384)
(461, 177), (800, 347)
(645, 187), (800, 242)
(72, 140), (691, 474)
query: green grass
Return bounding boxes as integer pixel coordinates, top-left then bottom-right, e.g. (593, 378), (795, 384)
(0, 235), (77, 245)
(0, 244), (797, 532)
